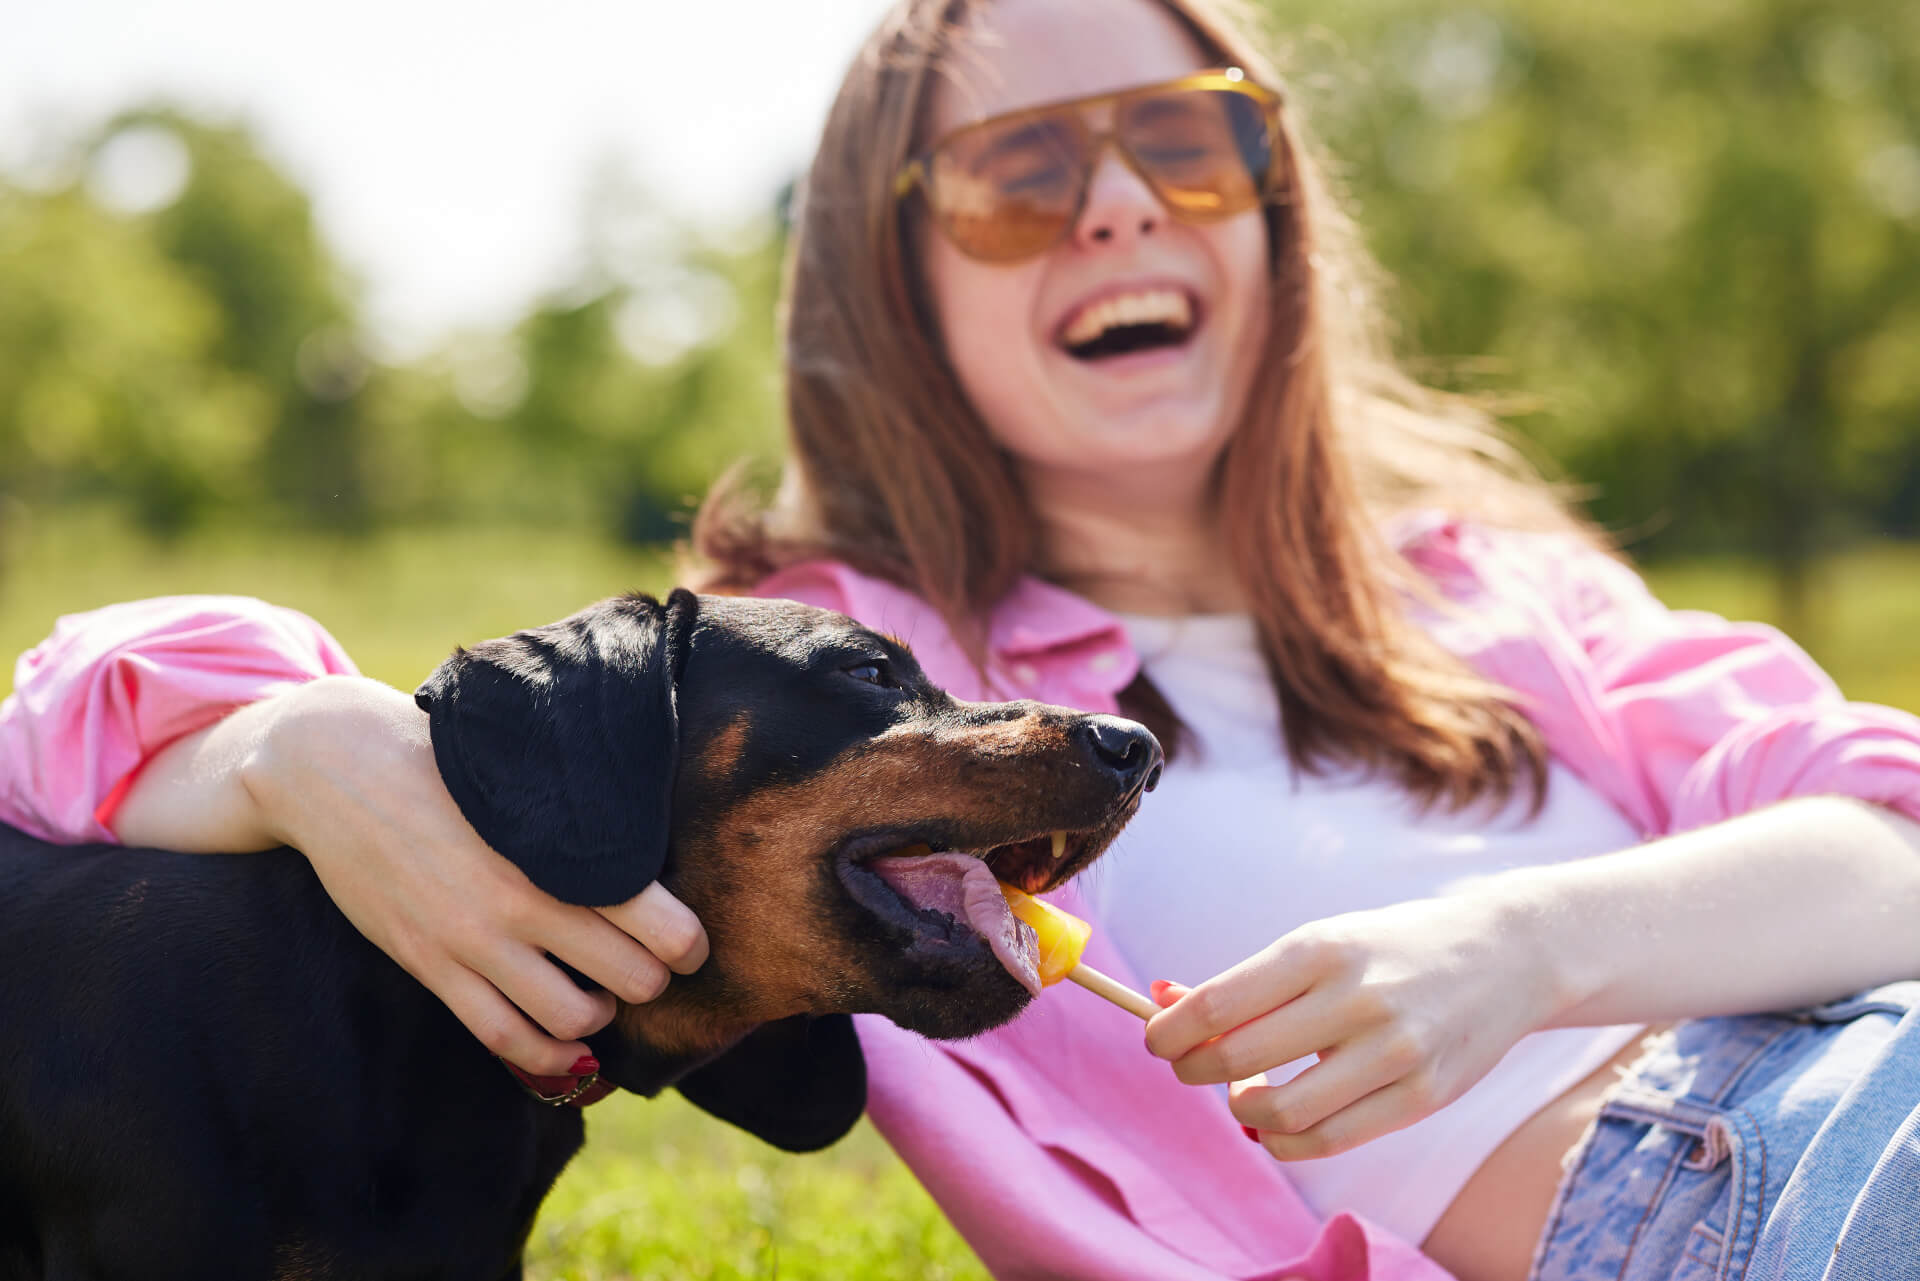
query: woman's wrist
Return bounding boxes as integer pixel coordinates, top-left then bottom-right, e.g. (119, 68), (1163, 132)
(1471, 871), (1600, 1033)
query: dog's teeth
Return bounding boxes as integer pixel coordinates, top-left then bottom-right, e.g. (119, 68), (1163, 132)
(1050, 831), (1067, 860)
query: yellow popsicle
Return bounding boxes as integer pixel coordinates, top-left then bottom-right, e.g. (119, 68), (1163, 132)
(999, 882), (1158, 1020)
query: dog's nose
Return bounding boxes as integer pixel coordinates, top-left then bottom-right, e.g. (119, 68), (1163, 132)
(1077, 716), (1164, 793)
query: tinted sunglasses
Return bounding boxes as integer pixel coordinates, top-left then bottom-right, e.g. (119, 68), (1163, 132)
(894, 68), (1286, 263)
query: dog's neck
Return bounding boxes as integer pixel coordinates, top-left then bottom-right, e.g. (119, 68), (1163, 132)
(586, 986), (765, 1098)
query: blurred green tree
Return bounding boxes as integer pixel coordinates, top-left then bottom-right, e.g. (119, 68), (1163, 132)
(0, 176), (271, 532)
(6, 5), (1916, 629)
(0, 109), (364, 534)
(1265, 0), (1920, 633)
(0, 113), (784, 547)
(123, 109), (371, 530)
(373, 167), (785, 541)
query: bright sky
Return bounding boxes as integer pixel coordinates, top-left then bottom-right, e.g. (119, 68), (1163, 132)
(1, 0), (898, 354)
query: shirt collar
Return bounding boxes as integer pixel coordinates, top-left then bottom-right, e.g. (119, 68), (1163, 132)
(979, 514), (1459, 703)
(984, 576), (1139, 705)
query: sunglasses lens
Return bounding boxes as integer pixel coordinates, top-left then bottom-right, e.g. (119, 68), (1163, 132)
(926, 115), (1088, 261)
(1120, 88), (1273, 219)
(915, 82), (1279, 261)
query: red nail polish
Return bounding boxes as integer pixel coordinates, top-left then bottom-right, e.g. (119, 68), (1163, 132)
(570, 1055), (600, 1076)
(1242, 1125), (1262, 1143)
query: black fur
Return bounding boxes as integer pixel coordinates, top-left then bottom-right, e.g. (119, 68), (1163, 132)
(414, 590), (697, 908)
(0, 591), (1157, 1280)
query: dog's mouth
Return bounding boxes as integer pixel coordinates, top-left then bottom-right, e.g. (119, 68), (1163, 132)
(833, 824), (1117, 997)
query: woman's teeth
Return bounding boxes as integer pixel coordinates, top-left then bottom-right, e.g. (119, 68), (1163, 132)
(1061, 288), (1194, 351)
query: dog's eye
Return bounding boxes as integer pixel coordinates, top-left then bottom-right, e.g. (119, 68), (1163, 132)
(843, 661), (894, 688)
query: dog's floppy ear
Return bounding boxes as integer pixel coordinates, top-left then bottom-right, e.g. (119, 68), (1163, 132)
(413, 590), (699, 907)
(674, 1013), (865, 1153)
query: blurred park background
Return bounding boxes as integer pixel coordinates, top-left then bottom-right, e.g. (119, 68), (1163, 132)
(2, 0), (1916, 1276)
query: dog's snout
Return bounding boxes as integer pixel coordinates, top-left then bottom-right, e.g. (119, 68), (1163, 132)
(1077, 716), (1163, 792)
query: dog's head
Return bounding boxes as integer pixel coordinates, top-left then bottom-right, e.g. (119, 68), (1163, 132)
(414, 590), (1159, 1147)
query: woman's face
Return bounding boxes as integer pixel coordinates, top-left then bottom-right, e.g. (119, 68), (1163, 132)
(917, 0), (1272, 501)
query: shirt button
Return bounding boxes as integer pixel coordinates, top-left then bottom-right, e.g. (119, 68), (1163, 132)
(1012, 663), (1040, 686)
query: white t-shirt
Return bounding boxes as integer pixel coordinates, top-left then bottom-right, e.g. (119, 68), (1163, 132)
(1083, 612), (1646, 1244)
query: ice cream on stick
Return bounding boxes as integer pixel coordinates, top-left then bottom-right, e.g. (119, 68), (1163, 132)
(998, 883), (1158, 1021)
(865, 842), (1158, 1019)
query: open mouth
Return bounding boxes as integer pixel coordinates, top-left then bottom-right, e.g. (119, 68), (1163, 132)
(1057, 286), (1201, 362)
(834, 826), (1112, 997)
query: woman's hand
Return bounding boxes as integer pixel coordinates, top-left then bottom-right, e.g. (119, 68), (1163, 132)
(123, 676), (709, 1076)
(1144, 892), (1555, 1160)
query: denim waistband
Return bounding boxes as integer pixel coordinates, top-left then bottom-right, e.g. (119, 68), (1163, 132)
(1529, 981), (1920, 1281)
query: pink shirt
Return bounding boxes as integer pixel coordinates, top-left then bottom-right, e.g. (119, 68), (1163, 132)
(6, 519), (1919, 1281)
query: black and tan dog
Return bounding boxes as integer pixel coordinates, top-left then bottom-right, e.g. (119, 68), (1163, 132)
(0, 590), (1159, 1281)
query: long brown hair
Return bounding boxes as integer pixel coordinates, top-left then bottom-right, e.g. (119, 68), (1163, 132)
(694, 0), (1599, 811)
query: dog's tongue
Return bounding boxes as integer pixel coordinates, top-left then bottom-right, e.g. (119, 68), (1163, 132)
(869, 852), (1042, 996)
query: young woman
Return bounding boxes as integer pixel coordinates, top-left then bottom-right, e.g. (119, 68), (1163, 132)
(6, 2), (1920, 1278)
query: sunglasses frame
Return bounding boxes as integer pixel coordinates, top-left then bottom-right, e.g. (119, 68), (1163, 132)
(893, 67), (1287, 261)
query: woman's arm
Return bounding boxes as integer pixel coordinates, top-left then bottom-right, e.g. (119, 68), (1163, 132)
(117, 675), (710, 1076)
(1147, 796), (1920, 1159)
(3, 598), (709, 1077)
(1506, 795), (1920, 1026)
(1148, 530), (1920, 1157)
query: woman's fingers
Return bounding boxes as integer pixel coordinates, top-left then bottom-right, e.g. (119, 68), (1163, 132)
(1235, 1073), (1424, 1161)
(429, 961), (600, 1077)
(245, 678), (713, 1076)
(1229, 1034), (1413, 1137)
(1145, 941), (1318, 1062)
(1163, 989), (1348, 1086)
(386, 898), (615, 1075)
(597, 882), (710, 977)
(539, 907), (673, 1006)
(448, 881), (698, 1065)
(480, 939), (621, 1042)
(1149, 903), (1548, 1163)
(453, 877), (704, 1061)
(378, 849), (696, 1072)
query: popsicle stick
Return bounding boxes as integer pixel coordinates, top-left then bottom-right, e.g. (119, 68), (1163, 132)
(1067, 963), (1159, 1021)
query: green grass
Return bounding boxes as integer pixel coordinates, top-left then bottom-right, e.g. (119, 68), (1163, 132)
(1, 508), (1914, 1279)
(4, 510), (1911, 710)
(525, 1094), (985, 1281)
(0, 509), (679, 691)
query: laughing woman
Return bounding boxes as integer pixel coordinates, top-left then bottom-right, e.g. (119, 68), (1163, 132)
(7, 1), (1920, 1279)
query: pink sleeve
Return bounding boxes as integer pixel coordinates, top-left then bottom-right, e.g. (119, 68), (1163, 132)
(1527, 534), (1920, 834)
(1, 596), (358, 844)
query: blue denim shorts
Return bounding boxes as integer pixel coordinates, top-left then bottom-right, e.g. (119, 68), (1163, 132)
(1530, 981), (1920, 1281)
